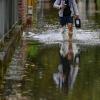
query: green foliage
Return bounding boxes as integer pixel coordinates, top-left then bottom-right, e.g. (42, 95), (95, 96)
(27, 42), (39, 59)
(97, 0), (100, 8)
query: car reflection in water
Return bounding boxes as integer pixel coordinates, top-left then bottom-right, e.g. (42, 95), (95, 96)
(53, 40), (80, 93)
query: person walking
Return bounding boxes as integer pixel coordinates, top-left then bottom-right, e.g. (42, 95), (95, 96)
(53, 0), (80, 41)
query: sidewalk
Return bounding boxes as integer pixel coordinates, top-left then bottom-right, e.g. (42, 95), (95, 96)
(0, 25), (22, 66)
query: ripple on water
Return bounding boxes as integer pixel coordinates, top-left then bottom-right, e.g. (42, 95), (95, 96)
(23, 27), (100, 46)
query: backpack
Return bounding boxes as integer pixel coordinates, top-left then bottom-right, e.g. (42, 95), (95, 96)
(63, 0), (71, 16)
(53, 0), (71, 16)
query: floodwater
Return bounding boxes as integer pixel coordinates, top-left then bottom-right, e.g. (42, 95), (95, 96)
(0, 0), (100, 100)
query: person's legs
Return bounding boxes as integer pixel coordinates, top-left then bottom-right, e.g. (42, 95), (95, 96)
(59, 17), (66, 27)
(65, 16), (73, 41)
(59, 16), (73, 41)
(67, 23), (73, 41)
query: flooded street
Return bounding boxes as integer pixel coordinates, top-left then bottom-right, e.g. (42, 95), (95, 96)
(0, 0), (100, 100)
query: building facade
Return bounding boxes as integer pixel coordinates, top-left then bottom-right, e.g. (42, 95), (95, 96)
(0, 0), (27, 40)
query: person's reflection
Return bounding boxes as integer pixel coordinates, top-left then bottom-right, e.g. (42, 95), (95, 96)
(53, 41), (80, 93)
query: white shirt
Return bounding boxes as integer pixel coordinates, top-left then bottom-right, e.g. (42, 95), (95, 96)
(53, 0), (79, 17)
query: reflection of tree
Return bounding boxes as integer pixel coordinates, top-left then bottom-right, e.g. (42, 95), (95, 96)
(86, 0), (89, 11)
(94, 0), (98, 10)
(85, 0), (89, 18)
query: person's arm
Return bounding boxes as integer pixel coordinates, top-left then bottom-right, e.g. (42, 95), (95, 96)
(72, 0), (79, 17)
(53, 0), (61, 9)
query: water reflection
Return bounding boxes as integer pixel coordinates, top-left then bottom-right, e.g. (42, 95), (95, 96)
(1, 40), (27, 100)
(52, 16), (81, 93)
(53, 39), (80, 93)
